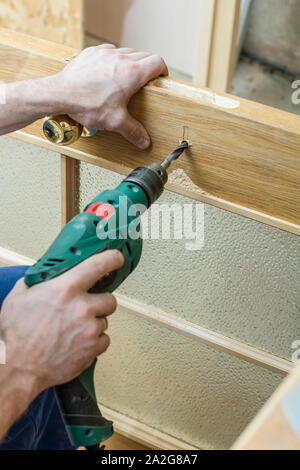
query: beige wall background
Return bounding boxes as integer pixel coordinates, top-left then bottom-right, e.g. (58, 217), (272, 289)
(1, 135), (299, 449)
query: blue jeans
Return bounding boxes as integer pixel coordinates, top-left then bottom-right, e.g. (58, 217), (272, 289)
(0, 266), (75, 450)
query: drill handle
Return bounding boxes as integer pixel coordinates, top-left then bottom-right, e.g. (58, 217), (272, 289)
(54, 359), (113, 448)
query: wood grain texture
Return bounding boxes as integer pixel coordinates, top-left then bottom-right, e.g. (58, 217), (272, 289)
(233, 362), (300, 450)
(0, 0), (83, 48)
(1, 29), (300, 235)
(194, 0), (241, 92)
(60, 155), (77, 226)
(193, 0), (216, 88)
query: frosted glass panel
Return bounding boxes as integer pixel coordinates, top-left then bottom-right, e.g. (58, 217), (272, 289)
(0, 136), (61, 259)
(95, 306), (282, 449)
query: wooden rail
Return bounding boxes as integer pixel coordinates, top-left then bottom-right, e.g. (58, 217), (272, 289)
(1, 28), (300, 236)
(194, 0), (241, 92)
(233, 361), (300, 450)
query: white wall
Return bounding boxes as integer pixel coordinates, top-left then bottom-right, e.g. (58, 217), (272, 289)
(85, 0), (202, 77)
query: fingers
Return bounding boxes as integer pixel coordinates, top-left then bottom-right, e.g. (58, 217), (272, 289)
(129, 52), (152, 61)
(86, 292), (117, 318)
(117, 110), (151, 149)
(61, 250), (124, 292)
(139, 54), (168, 84)
(99, 43), (117, 49)
(95, 317), (108, 335)
(116, 47), (135, 54)
(98, 317), (108, 332)
(95, 333), (110, 356)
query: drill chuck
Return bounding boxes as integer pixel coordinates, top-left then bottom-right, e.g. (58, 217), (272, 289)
(123, 141), (189, 207)
(124, 162), (168, 207)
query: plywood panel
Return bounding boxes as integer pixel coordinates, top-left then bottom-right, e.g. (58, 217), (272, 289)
(0, 0), (83, 48)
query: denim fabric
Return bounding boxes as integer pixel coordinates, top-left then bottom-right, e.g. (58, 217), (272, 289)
(0, 266), (75, 450)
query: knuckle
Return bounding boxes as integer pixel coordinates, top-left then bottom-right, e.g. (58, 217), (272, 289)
(51, 283), (70, 303)
(101, 43), (115, 48)
(104, 110), (126, 131)
(85, 321), (99, 340)
(61, 280), (77, 298)
(152, 54), (166, 71)
(125, 61), (139, 73)
(153, 53), (164, 63)
(110, 249), (124, 264)
(99, 317), (108, 332)
(75, 299), (91, 320)
(115, 53), (126, 61)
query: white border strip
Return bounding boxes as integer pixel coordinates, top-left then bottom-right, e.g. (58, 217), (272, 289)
(0, 247), (35, 266)
(0, 246), (292, 376)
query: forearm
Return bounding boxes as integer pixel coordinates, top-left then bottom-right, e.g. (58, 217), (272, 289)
(0, 74), (66, 136)
(0, 365), (41, 441)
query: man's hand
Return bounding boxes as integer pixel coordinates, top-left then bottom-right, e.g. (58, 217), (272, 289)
(1, 45), (168, 146)
(0, 250), (124, 392)
(58, 45), (168, 149)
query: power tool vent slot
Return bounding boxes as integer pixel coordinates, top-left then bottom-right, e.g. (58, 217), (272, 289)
(42, 258), (65, 267)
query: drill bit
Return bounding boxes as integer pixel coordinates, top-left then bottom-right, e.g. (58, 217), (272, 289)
(160, 140), (190, 170)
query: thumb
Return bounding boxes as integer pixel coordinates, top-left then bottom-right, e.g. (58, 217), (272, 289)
(117, 111), (151, 149)
(57, 250), (124, 292)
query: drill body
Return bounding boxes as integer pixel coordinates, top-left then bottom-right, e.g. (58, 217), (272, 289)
(25, 141), (188, 449)
(24, 156), (179, 448)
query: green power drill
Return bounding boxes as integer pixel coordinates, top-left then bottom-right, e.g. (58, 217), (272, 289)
(24, 140), (189, 450)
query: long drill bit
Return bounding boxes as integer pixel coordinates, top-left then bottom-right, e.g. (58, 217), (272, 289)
(160, 140), (190, 170)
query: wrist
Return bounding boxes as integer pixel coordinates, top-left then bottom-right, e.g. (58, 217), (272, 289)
(0, 365), (43, 416)
(6, 74), (67, 120)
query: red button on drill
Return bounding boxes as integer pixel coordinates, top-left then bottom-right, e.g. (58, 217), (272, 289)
(85, 202), (116, 220)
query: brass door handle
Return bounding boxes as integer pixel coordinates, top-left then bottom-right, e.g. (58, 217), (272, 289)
(43, 115), (98, 146)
